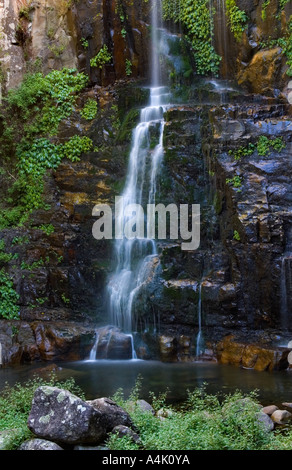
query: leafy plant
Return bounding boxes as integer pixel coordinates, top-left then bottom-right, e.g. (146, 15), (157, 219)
(233, 230), (241, 241)
(226, 175), (242, 189)
(107, 384), (275, 451)
(225, 0), (248, 42)
(90, 45), (112, 69)
(229, 136), (286, 161)
(80, 98), (98, 120)
(125, 59), (132, 76)
(256, 136), (286, 156)
(81, 37), (89, 49)
(37, 224), (55, 235)
(229, 142), (255, 161)
(261, 0), (270, 21)
(0, 268), (20, 319)
(162, 0), (221, 75)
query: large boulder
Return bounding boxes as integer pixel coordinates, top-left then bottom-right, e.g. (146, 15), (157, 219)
(27, 386), (131, 445)
(86, 397), (134, 431)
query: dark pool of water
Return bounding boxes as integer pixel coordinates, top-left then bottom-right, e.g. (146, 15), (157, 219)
(1, 360), (292, 407)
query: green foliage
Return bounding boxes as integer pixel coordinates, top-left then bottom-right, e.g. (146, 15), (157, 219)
(81, 37), (89, 49)
(279, 0), (290, 9)
(259, 17), (292, 76)
(229, 136), (286, 161)
(80, 98), (98, 120)
(261, 0), (270, 21)
(20, 259), (44, 271)
(0, 374), (85, 449)
(90, 45), (112, 69)
(233, 230), (241, 241)
(125, 59), (132, 76)
(162, 0), (221, 75)
(256, 136), (286, 156)
(229, 142), (255, 161)
(0, 240), (18, 265)
(107, 384), (275, 451)
(226, 175), (242, 189)
(37, 224), (55, 235)
(61, 293), (70, 305)
(11, 236), (29, 246)
(0, 268), (19, 320)
(6, 68), (88, 134)
(225, 0), (248, 42)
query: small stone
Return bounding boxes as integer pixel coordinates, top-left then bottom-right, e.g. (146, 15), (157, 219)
(112, 425), (141, 444)
(271, 409), (292, 424)
(262, 405), (279, 415)
(282, 402), (292, 409)
(135, 399), (155, 415)
(19, 439), (63, 450)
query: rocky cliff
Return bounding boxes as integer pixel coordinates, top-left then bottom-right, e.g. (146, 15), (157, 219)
(0, 0), (291, 370)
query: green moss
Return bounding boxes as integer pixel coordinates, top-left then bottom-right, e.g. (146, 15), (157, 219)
(162, 0), (221, 75)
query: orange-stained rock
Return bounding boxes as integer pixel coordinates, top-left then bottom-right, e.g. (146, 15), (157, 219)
(216, 335), (287, 371)
(237, 48), (285, 95)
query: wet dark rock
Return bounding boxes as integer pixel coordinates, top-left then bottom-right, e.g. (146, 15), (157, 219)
(90, 325), (134, 360)
(86, 397), (134, 432)
(111, 425), (141, 444)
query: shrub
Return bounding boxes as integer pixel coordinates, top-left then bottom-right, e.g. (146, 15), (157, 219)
(225, 0), (248, 42)
(162, 0), (221, 75)
(80, 98), (98, 120)
(0, 268), (20, 319)
(90, 45), (112, 69)
(107, 384), (275, 451)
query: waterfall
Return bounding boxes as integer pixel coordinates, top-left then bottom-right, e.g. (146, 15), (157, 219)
(280, 227), (292, 333)
(196, 283), (203, 358)
(105, 0), (168, 355)
(89, 331), (100, 361)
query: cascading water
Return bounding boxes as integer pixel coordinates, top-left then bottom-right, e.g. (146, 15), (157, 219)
(90, 0), (170, 360)
(280, 229), (292, 333)
(195, 283), (204, 358)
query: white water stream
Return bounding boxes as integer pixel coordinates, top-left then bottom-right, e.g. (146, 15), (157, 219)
(90, 1), (169, 360)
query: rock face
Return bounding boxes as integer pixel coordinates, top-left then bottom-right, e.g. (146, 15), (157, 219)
(27, 386), (133, 445)
(0, 1), (291, 370)
(213, 0), (292, 95)
(0, 0), (151, 92)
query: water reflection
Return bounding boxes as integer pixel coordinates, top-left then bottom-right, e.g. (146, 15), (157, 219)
(1, 360), (292, 407)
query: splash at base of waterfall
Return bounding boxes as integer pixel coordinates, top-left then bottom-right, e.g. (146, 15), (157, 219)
(88, 326), (137, 361)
